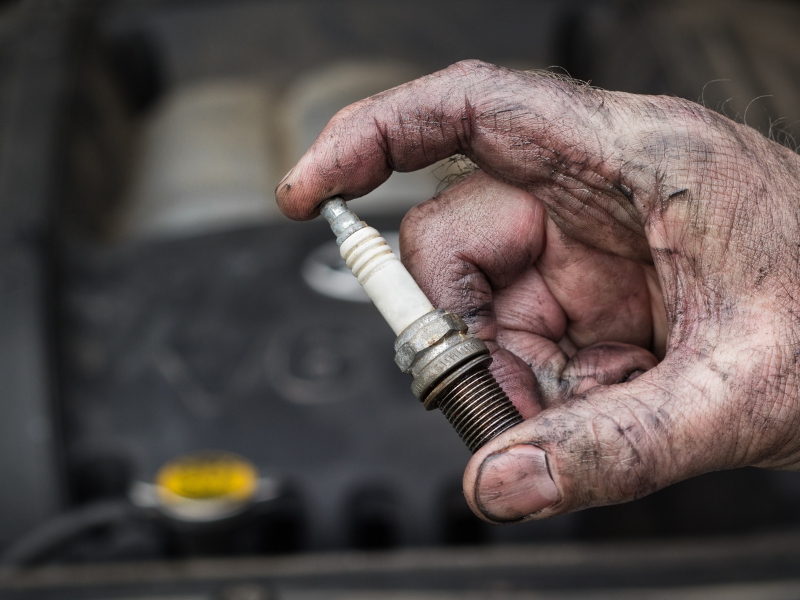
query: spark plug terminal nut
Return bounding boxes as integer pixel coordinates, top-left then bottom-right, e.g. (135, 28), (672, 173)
(320, 197), (522, 452)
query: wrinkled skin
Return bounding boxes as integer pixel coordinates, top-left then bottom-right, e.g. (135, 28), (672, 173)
(276, 60), (800, 523)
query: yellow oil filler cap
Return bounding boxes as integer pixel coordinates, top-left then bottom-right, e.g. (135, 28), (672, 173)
(154, 451), (259, 521)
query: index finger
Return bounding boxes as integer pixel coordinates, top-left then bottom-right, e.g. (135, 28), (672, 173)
(275, 60), (633, 221)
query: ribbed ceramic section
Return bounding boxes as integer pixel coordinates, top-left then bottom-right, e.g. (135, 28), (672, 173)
(437, 364), (523, 453)
(342, 227), (395, 285)
(338, 224), (433, 335)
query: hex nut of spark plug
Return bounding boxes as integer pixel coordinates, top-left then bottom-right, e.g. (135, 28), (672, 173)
(393, 309), (467, 371)
(394, 309), (490, 408)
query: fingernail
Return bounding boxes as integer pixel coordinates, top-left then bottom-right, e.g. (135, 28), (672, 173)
(476, 445), (559, 522)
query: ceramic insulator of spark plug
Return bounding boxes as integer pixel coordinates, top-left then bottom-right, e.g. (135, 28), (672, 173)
(320, 198), (433, 335)
(319, 197), (522, 452)
(340, 226), (434, 335)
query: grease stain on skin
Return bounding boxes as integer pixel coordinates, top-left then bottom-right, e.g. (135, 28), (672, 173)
(614, 181), (634, 203)
(755, 265), (770, 287)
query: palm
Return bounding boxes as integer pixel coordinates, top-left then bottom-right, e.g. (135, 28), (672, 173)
(401, 170), (663, 417)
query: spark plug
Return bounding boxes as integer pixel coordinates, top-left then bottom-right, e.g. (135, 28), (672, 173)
(320, 197), (522, 452)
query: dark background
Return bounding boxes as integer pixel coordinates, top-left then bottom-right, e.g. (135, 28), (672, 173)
(0, 0), (800, 597)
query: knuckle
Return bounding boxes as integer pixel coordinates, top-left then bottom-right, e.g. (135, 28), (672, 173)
(443, 59), (504, 86)
(566, 399), (666, 504)
(446, 58), (492, 75)
(598, 418), (657, 499)
(400, 199), (439, 244)
(326, 101), (364, 129)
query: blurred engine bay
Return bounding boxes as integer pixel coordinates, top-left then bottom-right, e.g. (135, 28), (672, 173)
(2, 0), (800, 596)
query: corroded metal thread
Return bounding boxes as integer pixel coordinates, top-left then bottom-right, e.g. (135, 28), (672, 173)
(436, 364), (523, 453)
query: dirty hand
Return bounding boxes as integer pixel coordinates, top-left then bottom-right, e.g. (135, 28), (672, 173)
(276, 60), (800, 523)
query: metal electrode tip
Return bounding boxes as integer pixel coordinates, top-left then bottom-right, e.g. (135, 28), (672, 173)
(319, 196), (523, 452)
(320, 197), (365, 246)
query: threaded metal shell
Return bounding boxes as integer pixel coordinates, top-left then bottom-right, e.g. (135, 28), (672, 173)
(436, 364), (523, 452)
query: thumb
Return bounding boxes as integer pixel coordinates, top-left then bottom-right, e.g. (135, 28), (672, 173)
(463, 360), (728, 523)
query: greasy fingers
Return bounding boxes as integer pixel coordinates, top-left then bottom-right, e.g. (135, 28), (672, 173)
(463, 298), (800, 522)
(277, 59), (651, 254)
(463, 363), (724, 523)
(275, 61), (486, 220)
